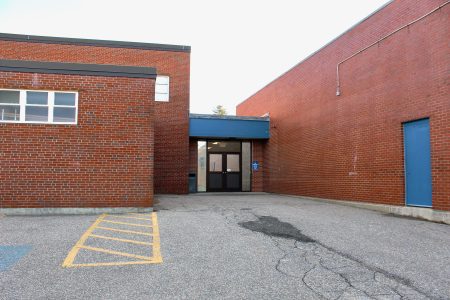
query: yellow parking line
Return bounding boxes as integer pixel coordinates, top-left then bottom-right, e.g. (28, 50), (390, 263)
(78, 245), (153, 261)
(69, 260), (162, 267)
(96, 226), (154, 236)
(151, 212), (163, 263)
(62, 212), (162, 268)
(62, 214), (107, 267)
(106, 215), (152, 221)
(90, 234), (153, 246)
(128, 213), (152, 217)
(100, 219), (153, 228)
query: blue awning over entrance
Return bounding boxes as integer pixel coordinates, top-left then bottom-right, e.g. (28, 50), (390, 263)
(189, 114), (270, 139)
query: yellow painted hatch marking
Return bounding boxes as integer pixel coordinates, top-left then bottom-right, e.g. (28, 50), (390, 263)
(70, 260), (162, 267)
(100, 219), (153, 228)
(127, 212), (153, 217)
(106, 215), (152, 221)
(151, 212), (163, 263)
(89, 234), (153, 246)
(62, 212), (162, 268)
(78, 245), (153, 260)
(62, 214), (107, 267)
(95, 226), (154, 236)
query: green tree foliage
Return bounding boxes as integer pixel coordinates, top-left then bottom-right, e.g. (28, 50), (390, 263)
(213, 105), (227, 116)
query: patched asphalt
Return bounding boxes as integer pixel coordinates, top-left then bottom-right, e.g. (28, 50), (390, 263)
(239, 216), (315, 243)
(1, 194), (450, 299)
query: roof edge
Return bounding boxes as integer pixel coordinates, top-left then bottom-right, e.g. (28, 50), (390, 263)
(190, 113), (269, 121)
(0, 59), (157, 78)
(0, 32), (191, 53)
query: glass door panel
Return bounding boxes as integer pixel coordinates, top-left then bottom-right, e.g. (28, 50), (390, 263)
(208, 154), (223, 191)
(209, 154), (222, 172)
(226, 154), (240, 172)
(225, 154), (241, 191)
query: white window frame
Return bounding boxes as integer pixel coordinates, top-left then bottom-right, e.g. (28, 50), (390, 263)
(155, 75), (170, 102)
(0, 90), (20, 122)
(0, 88), (78, 125)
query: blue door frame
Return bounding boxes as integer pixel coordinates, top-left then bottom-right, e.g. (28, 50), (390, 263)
(403, 118), (432, 207)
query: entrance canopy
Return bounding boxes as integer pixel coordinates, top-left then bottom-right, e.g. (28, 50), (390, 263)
(189, 114), (270, 139)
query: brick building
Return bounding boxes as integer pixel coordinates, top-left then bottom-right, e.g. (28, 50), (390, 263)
(0, 33), (269, 210)
(237, 0), (449, 211)
(0, 33), (191, 209)
(1, 0), (449, 213)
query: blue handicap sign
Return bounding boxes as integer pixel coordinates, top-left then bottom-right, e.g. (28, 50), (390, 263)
(252, 161), (259, 171)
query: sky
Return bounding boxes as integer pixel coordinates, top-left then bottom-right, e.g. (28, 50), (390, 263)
(0, 0), (390, 115)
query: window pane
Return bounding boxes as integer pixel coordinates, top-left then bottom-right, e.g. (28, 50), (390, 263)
(242, 142), (251, 191)
(207, 141), (241, 152)
(0, 105), (20, 121)
(25, 106), (48, 122)
(209, 154), (222, 172)
(155, 93), (169, 102)
(155, 85), (169, 94)
(227, 154), (240, 172)
(55, 93), (75, 106)
(155, 76), (169, 102)
(27, 91), (48, 105)
(197, 141), (207, 192)
(0, 91), (20, 104)
(54, 107), (76, 123)
(156, 76), (169, 84)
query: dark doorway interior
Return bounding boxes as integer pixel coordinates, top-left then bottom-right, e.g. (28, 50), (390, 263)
(208, 152), (241, 192)
(207, 141), (241, 192)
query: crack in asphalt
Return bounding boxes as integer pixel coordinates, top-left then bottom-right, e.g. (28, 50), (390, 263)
(157, 204), (437, 300)
(303, 265), (327, 300)
(313, 246), (374, 300)
(271, 237), (327, 300)
(236, 213), (434, 300)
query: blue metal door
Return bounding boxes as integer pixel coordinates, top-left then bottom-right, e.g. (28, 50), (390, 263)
(403, 118), (432, 207)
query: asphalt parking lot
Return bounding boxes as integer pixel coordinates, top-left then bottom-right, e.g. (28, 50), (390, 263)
(1, 193), (449, 299)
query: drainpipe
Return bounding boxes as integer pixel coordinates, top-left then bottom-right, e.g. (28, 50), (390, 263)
(336, 1), (449, 96)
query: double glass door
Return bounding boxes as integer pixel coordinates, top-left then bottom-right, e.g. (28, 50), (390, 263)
(208, 153), (241, 192)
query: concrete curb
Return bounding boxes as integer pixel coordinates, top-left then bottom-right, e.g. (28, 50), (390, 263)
(283, 194), (450, 225)
(0, 207), (153, 216)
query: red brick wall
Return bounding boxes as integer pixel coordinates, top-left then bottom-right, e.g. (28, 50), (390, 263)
(0, 40), (190, 194)
(189, 139), (198, 174)
(252, 141), (264, 192)
(0, 71), (154, 208)
(237, 0), (450, 211)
